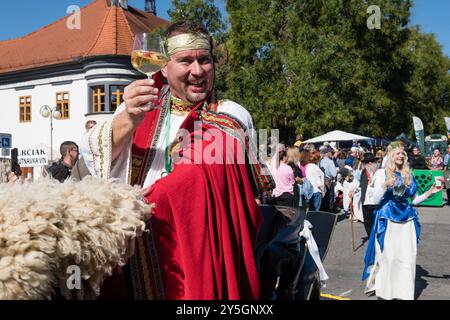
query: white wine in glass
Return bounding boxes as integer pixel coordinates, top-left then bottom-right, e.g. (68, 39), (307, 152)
(131, 50), (167, 76)
(131, 33), (167, 107)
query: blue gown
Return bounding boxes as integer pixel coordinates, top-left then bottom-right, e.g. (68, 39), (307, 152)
(362, 172), (421, 281)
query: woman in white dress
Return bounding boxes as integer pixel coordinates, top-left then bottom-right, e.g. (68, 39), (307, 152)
(362, 142), (443, 300)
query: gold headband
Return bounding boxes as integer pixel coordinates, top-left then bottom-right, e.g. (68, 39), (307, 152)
(166, 33), (211, 56)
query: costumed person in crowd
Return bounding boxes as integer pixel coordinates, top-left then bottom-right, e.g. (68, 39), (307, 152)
(305, 150), (325, 211)
(81, 20), (273, 300)
(362, 142), (443, 300)
(342, 166), (360, 219)
(47, 141), (79, 182)
(429, 148), (444, 170)
(359, 152), (379, 237)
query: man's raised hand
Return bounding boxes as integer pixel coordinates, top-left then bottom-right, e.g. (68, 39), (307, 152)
(123, 79), (159, 123)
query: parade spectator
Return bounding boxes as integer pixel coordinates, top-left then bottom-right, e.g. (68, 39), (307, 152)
(293, 133), (303, 148)
(362, 142), (443, 300)
(429, 148), (444, 170)
(299, 149), (310, 178)
(408, 146), (427, 169)
(336, 150), (348, 172)
(345, 147), (358, 167)
(287, 147), (303, 207)
(85, 120), (97, 132)
(306, 150), (325, 211)
(376, 150), (385, 168)
(320, 146), (337, 212)
(360, 153), (379, 237)
(47, 141), (79, 182)
(271, 150), (295, 206)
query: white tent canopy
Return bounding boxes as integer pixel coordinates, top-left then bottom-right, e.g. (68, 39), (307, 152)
(303, 130), (373, 143)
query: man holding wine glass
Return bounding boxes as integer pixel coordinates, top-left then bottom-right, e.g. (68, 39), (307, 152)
(82, 20), (273, 300)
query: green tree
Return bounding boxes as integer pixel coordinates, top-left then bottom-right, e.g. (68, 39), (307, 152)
(224, 0), (450, 142)
(167, 0), (227, 36)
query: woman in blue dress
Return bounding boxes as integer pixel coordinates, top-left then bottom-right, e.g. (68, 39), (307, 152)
(362, 142), (443, 300)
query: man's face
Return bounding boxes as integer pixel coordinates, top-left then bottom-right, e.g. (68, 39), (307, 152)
(69, 147), (79, 164)
(412, 147), (420, 155)
(433, 149), (440, 157)
(161, 49), (214, 103)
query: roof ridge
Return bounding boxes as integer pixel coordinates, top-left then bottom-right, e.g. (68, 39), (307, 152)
(124, 6), (156, 33)
(117, 5), (135, 41)
(85, 4), (117, 56)
(0, 0), (103, 44)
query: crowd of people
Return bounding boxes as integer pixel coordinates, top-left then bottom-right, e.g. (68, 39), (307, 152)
(267, 136), (448, 300)
(267, 138), (450, 218)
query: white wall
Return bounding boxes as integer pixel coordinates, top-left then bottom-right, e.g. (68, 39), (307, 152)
(0, 67), (134, 178)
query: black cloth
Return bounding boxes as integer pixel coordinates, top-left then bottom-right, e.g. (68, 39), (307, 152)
(273, 192), (294, 207)
(256, 205), (306, 300)
(362, 205), (377, 238)
(409, 154), (427, 169)
(360, 169), (369, 205)
(47, 159), (72, 182)
(320, 181), (335, 212)
(287, 162), (303, 179)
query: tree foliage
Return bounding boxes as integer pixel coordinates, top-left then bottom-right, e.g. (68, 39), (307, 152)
(168, 0), (227, 36)
(168, 0), (450, 142)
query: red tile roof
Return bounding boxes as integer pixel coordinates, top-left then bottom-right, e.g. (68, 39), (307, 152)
(0, 0), (169, 74)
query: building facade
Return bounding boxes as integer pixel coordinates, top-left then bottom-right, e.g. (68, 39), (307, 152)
(0, 0), (168, 178)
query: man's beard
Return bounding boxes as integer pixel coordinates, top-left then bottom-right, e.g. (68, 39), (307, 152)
(186, 92), (208, 103)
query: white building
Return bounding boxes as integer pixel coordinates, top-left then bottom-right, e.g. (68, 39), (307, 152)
(0, 0), (167, 178)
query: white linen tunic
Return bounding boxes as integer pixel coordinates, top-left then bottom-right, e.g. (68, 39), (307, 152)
(81, 99), (255, 188)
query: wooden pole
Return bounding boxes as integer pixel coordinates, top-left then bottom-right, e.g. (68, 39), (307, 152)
(349, 196), (356, 252)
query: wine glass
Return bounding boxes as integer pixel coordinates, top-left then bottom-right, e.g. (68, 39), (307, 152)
(393, 173), (405, 197)
(131, 33), (167, 108)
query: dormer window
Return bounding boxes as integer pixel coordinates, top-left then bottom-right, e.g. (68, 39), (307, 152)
(89, 82), (127, 113)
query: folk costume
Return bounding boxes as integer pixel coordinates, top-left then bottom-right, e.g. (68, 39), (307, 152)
(362, 167), (429, 300)
(82, 67), (273, 299)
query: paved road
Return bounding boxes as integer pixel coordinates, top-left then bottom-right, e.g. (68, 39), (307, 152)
(322, 203), (450, 300)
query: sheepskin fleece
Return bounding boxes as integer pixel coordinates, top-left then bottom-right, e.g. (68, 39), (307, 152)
(0, 176), (152, 300)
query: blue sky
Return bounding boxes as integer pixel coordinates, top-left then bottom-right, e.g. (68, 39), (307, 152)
(0, 0), (448, 57)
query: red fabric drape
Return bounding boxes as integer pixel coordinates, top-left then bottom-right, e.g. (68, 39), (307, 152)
(146, 124), (262, 299)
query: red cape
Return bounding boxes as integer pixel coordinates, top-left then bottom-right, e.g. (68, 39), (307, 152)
(143, 124), (262, 299)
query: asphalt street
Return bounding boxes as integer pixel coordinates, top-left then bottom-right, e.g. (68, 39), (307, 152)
(322, 201), (450, 300)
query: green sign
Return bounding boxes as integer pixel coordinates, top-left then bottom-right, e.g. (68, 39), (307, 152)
(412, 169), (444, 207)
